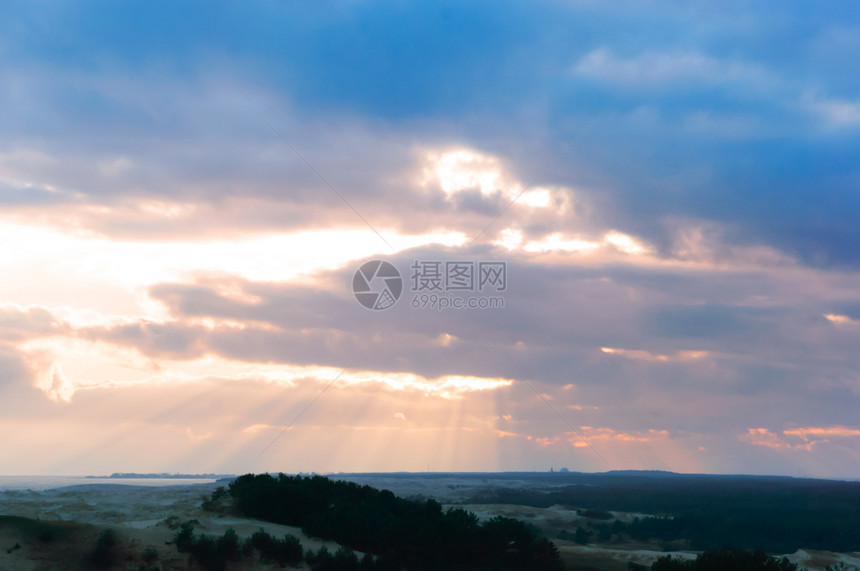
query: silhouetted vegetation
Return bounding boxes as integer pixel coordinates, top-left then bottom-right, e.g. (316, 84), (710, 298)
(468, 473), (860, 553)
(222, 473), (564, 570)
(0, 515), (73, 543)
(141, 545), (159, 565)
(174, 523), (292, 570)
(173, 522), (394, 570)
(249, 529), (303, 566)
(202, 485), (231, 513)
(649, 549), (797, 570)
(90, 528), (119, 569)
(306, 545), (379, 571)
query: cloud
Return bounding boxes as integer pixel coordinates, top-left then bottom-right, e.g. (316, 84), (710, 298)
(741, 426), (860, 451)
(740, 428), (792, 450)
(783, 426), (860, 440)
(0, 1), (859, 477)
(600, 347), (709, 362)
(804, 93), (860, 127)
(532, 427), (671, 449)
(0, 304), (67, 341)
(572, 48), (772, 88)
(642, 304), (763, 339)
(0, 235), (845, 447)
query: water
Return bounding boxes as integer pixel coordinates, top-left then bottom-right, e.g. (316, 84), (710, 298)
(0, 475), (219, 491)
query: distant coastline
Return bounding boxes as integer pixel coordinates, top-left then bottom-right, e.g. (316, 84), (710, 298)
(88, 473), (236, 480)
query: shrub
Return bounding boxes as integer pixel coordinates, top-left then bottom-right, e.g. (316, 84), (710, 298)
(250, 529), (304, 567)
(91, 529), (119, 569)
(142, 546), (159, 562)
(650, 549), (798, 571)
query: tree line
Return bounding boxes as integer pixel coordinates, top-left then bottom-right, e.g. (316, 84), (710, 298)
(469, 474), (860, 553)
(216, 473), (564, 570)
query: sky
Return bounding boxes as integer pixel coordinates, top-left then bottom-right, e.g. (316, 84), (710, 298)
(1, 1), (859, 478)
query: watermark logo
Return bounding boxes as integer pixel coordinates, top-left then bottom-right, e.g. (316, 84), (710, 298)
(353, 259), (507, 311)
(352, 260), (403, 310)
(411, 261), (506, 292)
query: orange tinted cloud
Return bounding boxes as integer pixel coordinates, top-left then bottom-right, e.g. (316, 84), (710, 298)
(783, 426), (860, 439)
(740, 428), (791, 449)
(494, 429), (519, 438)
(823, 313), (859, 326)
(530, 427), (670, 449)
(600, 347), (709, 362)
(579, 426), (670, 443)
(741, 426), (860, 450)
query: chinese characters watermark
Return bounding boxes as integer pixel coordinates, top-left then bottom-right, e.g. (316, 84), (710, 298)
(353, 260), (507, 311)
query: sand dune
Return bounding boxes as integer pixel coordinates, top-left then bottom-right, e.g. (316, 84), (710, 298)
(0, 478), (858, 570)
(0, 482), (343, 569)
